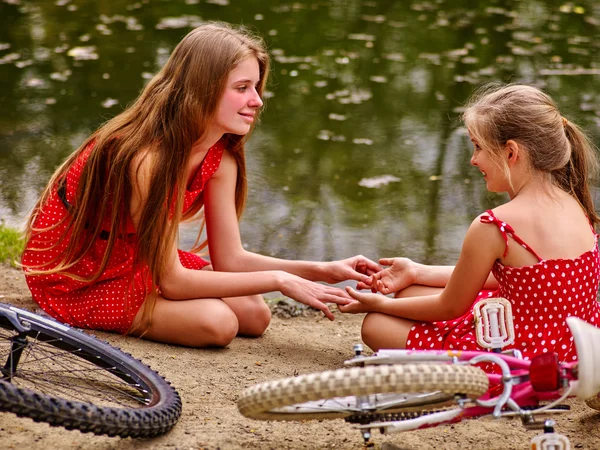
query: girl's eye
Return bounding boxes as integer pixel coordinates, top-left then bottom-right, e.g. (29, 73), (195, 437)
(237, 85), (247, 92)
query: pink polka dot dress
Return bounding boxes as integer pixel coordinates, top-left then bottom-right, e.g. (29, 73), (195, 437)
(406, 209), (600, 363)
(22, 140), (224, 334)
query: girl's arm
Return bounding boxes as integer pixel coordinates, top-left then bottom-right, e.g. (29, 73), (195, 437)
(203, 150), (380, 283)
(129, 149), (351, 320)
(339, 216), (504, 321)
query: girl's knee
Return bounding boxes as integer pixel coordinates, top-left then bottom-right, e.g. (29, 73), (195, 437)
(240, 299), (271, 337)
(361, 313), (385, 351)
(205, 308), (239, 347)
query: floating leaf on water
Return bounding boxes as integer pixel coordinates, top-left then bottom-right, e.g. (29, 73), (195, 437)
(24, 77), (44, 88)
(274, 55), (313, 64)
(429, 175), (442, 181)
(15, 60), (33, 68)
(335, 56), (350, 65)
(418, 53), (441, 65)
(254, 14), (263, 20)
(348, 33), (375, 41)
(0, 43), (10, 51)
(318, 130), (345, 141)
(328, 113), (346, 121)
(96, 24), (112, 35)
(352, 138), (373, 145)
(568, 47), (589, 55)
(383, 53), (405, 62)
(156, 16), (204, 30)
(369, 75), (387, 83)
(461, 56), (479, 64)
(206, 0), (229, 5)
(101, 98), (119, 108)
(358, 175), (401, 189)
(45, 98), (57, 105)
(67, 46), (99, 60)
(539, 68), (600, 75)
(361, 15), (386, 23)
(141, 72), (154, 79)
(0, 52), (21, 65)
(314, 80), (327, 88)
(50, 70), (71, 81)
(268, 29), (278, 36)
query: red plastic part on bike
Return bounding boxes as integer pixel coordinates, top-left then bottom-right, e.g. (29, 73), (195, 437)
(530, 353), (560, 391)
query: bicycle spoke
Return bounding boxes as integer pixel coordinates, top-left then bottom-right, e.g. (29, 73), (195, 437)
(0, 328), (147, 407)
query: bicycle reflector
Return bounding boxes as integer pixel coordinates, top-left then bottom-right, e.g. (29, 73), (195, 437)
(530, 353), (560, 392)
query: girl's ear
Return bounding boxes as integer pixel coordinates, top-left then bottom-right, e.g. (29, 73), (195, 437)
(505, 140), (520, 165)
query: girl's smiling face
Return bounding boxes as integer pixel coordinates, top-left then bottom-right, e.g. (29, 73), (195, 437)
(469, 132), (507, 193)
(212, 57), (263, 136)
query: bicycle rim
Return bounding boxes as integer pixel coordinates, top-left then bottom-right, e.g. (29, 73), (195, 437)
(238, 363), (489, 421)
(0, 303), (182, 437)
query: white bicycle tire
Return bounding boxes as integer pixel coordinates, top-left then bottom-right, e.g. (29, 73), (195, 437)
(238, 363), (489, 421)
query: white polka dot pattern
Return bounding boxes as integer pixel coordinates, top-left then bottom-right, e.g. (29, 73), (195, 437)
(22, 140), (224, 333)
(406, 210), (600, 365)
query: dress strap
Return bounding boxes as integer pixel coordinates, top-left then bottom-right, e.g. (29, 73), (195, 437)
(479, 209), (543, 261)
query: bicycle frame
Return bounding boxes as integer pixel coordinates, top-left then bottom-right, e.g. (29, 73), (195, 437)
(345, 347), (578, 435)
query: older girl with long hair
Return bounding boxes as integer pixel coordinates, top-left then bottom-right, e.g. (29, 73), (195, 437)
(340, 84), (600, 363)
(22, 22), (380, 348)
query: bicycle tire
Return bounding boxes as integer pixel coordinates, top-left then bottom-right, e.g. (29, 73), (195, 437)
(585, 394), (600, 411)
(0, 303), (181, 437)
(238, 363), (489, 421)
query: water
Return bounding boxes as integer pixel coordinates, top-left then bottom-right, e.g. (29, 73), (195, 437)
(1, 0), (599, 266)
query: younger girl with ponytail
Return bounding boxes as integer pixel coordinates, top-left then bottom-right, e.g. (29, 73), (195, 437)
(340, 84), (600, 363)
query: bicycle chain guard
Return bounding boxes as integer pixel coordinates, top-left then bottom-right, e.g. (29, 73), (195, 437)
(473, 297), (515, 351)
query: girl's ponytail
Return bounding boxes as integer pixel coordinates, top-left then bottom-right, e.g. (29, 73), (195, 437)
(555, 120), (600, 227)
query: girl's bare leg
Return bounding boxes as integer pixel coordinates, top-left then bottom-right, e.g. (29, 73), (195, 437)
(361, 286), (444, 351)
(199, 265), (271, 337)
(131, 297), (240, 347)
(220, 294), (271, 337)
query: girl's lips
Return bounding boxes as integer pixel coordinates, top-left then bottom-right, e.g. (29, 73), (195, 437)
(239, 112), (255, 123)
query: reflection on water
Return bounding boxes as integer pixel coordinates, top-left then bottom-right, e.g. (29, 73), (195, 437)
(1, 0), (599, 266)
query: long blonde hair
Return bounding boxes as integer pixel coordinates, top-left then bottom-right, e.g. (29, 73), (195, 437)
(463, 83), (599, 226)
(24, 22), (270, 331)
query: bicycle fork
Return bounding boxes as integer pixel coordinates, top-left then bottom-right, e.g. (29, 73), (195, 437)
(1, 332), (27, 381)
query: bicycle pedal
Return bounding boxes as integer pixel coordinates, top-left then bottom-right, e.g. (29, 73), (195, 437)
(530, 419), (571, 450)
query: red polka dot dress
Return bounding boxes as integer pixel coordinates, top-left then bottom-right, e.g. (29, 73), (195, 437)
(22, 140), (224, 334)
(406, 209), (600, 363)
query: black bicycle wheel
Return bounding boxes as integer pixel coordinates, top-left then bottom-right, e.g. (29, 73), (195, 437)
(0, 302), (182, 438)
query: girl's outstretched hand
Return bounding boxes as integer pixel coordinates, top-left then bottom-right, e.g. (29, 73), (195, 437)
(337, 286), (386, 314)
(280, 274), (353, 321)
(320, 255), (382, 285)
(362, 257), (418, 295)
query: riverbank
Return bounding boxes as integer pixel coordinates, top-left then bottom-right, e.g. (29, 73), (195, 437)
(1, 264), (599, 449)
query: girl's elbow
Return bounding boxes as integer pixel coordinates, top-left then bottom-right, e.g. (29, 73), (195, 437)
(159, 271), (185, 299)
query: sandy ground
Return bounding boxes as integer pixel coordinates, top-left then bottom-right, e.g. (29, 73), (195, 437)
(1, 264), (599, 450)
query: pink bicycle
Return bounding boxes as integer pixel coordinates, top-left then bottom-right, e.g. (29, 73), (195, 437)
(237, 299), (600, 447)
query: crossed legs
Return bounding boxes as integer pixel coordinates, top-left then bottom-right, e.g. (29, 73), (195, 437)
(361, 285), (443, 352)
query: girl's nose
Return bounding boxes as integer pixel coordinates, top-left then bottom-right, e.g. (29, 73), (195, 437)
(249, 89), (263, 108)
(470, 152), (477, 166)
